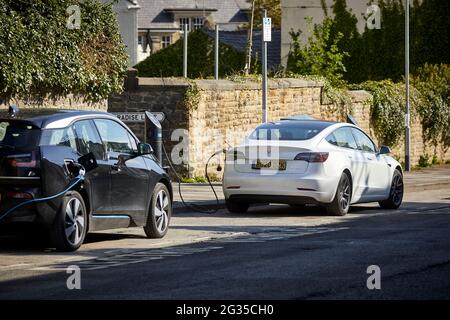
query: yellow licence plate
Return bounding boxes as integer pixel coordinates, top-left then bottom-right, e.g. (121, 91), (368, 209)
(254, 159), (287, 170)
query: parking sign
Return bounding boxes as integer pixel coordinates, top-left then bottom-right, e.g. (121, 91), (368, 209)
(263, 17), (272, 42)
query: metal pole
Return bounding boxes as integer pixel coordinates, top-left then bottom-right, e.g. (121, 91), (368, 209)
(261, 9), (268, 123)
(215, 24), (219, 80)
(183, 23), (188, 78)
(405, 0), (411, 171)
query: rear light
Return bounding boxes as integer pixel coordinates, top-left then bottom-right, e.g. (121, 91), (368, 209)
(6, 192), (33, 199)
(6, 152), (37, 168)
(294, 152), (329, 163)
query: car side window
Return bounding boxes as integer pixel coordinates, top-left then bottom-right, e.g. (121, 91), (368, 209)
(93, 119), (135, 157)
(73, 120), (106, 160)
(40, 127), (77, 150)
(326, 127), (358, 149)
(351, 128), (377, 153)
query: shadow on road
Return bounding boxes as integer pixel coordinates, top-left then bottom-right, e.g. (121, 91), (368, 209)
(0, 201), (448, 252)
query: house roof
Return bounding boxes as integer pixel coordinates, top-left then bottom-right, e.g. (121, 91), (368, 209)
(205, 29), (282, 69)
(137, 0), (250, 30)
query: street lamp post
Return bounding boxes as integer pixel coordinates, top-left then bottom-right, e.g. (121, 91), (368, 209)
(405, 0), (411, 171)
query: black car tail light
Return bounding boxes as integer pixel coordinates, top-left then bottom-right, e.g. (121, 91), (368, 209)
(7, 151), (37, 168)
(294, 152), (329, 163)
(6, 192), (33, 199)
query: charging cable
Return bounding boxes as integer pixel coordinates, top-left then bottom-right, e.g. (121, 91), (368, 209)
(162, 144), (226, 214)
(0, 174), (84, 223)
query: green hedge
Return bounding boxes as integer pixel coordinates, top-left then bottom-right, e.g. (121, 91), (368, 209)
(0, 0), (128, 103)
(135, 30), (247, 78)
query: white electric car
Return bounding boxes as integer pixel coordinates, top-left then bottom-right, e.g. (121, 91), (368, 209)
(223, 119), (404, 216)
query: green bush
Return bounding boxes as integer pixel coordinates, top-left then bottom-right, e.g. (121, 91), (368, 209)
(135, 30), (247, 78)
(286, 17), (348, 87)
(353, 80), (421, 148)
(412, 64), (450, 152)
(418, 154), (431, 168)
(0, 0), (128, 103)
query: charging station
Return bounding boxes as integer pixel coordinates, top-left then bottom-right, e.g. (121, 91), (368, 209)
(145, 111), (163, 165)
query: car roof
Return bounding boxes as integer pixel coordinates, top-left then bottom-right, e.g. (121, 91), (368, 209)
(259, 119), (338, 129)
(0, 110), (117, 129)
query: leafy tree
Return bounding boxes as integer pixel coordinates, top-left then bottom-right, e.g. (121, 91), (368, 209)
(0, 0), (128, 103)
(247, 0), (281, 28)
(286, 17), (348, 87)
(413, 63), (450, 153)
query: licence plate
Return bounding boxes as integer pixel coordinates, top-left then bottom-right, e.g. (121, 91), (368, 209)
(253, 159), (287, 170)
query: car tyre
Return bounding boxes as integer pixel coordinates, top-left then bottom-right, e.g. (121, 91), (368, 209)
(326, 172), (352, 216)
(379, 169), (404, 209)
(226, 199), (249, 213)
(144, 183), (172, 238)
(50, 191), (87, 252)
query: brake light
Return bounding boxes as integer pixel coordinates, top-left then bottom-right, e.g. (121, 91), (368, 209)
(7, 152), (37, 168)
(294, 152), (329, 162)
(7, 192), (33, 199)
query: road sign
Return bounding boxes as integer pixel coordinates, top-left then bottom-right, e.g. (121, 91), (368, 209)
(263, 17), (272, 42)
(114, 112), (165, 123)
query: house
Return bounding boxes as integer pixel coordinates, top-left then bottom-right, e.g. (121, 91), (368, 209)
(281, 0), (382, 67)
(103, 0), (141, 66)
(136, 0), (251, 63)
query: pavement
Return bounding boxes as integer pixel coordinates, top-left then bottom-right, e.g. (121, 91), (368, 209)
(0, 165), (449, 299)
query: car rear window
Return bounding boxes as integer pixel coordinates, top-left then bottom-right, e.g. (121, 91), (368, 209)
(0, 120), (41, 151)
(248, 121), (333, 141)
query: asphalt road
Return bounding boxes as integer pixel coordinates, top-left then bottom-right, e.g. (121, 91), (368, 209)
(0, 188), (449, 299)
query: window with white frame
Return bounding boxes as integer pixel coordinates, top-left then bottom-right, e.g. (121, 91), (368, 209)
(192, 17), (204, 30)
(179, 17), (190, 32)
(162, 35), (172, 49)
(138, 35), (146, 52)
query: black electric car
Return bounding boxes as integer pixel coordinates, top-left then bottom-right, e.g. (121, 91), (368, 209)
(0, 110), (172, 251)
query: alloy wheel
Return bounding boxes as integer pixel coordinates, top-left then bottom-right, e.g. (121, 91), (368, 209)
(155, 190), (169, 233)
(64, 198), (85, 246)
(391, 174), (404, 206)
(339, 176), (351, 211)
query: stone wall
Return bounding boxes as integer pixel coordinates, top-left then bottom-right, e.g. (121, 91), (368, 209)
(0, 95), (107, 114)
(108, 76), (450, 177)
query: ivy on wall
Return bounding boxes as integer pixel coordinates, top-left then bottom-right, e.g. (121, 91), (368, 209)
(413, 64), (450, 153)
(0, 0), (128, 103)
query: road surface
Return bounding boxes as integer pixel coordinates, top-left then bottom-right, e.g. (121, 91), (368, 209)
(0, 188), (449, 299)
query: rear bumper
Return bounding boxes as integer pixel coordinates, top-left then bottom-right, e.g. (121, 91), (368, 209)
(223, 170), (340, 204)
(0, 187), (58, 226)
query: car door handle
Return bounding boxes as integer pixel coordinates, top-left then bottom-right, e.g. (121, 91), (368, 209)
(366, 156), (374, 161)
(111, 164), (121, 172)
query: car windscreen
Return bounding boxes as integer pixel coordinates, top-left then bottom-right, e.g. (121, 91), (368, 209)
(248, 121), (333, 141)
(0, 120), (41, 151)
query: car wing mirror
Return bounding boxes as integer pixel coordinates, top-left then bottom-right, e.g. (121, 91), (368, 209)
(138, 142), (153, 155)
(379, 146), (391, 155)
